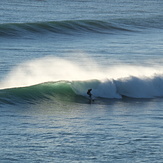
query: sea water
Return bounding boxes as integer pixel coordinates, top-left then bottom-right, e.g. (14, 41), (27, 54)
(0, 0), (163, 162)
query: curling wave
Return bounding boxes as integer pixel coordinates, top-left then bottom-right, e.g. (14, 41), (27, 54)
(1, 75), (163, 105)
(0, 80), (119, 105)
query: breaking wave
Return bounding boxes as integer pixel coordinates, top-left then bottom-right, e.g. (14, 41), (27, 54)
(1, 56), (163, 105)
(1, 75), (163, 105)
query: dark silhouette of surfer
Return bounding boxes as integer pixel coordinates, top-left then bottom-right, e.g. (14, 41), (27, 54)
(87, 89), (92, 99)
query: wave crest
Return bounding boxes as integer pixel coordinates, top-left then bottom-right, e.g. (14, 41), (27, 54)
(1, 16), (162, 38)
(1, 75), (163, 105)
(0, 20), (133, 37)
(1, 57), (163, 105)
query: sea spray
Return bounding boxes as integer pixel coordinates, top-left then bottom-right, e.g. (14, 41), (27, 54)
(0, 56), (106, 89)
(1, 56), (163, 99)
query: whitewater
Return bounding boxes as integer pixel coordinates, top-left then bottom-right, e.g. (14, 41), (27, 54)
(0, 0), (163, 162)
(1, 56), (163, 104)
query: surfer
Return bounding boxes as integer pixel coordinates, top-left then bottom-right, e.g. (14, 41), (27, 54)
(87, 89), (92, 99)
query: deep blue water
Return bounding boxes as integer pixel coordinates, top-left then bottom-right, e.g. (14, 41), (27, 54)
(0, 0), (163, 162)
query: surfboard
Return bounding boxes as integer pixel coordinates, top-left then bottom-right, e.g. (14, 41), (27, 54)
(88, 97), (95, 104)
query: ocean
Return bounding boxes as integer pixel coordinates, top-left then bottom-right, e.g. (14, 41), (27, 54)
(0, 0), (163, 162)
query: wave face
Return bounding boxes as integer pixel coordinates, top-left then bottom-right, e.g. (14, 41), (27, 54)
(1, 75), (163, 105)
(0, 20), (132, 37)
(0, 81), (79, 105)
(0, 80), (120, 105)
(1, 56), (163, 105)
(0, 17), (162, 38)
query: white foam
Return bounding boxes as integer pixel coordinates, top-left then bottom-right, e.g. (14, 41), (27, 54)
(1, 55), (163, 99)
(116, 75), (163, 98)
(71, 79), (121, 99)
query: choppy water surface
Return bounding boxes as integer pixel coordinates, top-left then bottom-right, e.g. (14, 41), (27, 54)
(0, 0), (163, 162)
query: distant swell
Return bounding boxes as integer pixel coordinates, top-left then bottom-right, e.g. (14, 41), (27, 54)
(1, 17), (162, 38)
(0, 20), (136, 37)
